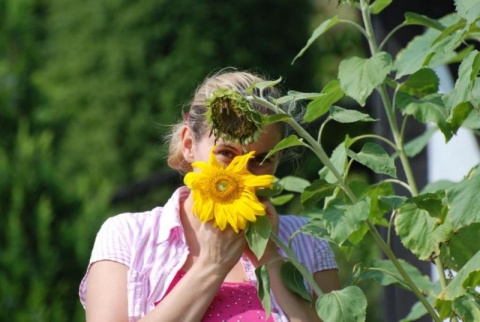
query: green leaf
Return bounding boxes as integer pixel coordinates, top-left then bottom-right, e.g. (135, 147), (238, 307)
(370, 0), (392, 14)
(278, 176), (310, 193)
(452, 295), (480, 321)
(400, 300), (429, 322)
(441, 223), (480, 271)
(319, 141), (348, 184)
(338, 52), (393, 106)
(435, 250), (480, 319)
(446, 173), (480, 230)
(271, 193), (294, 206)
(316, 286), (367, 322)
(319, 198), (370, 245)
(398, 68), (439, 98)
(301, 179), (337, 210)
(404, 12), (446, 31)
(447, 102), (473, 135)
(330, 106), (377, 123)
(280, 261), (312, 304)
(245, 216), (272, 260)
(293, 16), (341, 64)
(304, 80), (344, 123)
(378, 195), (407, 211)
(284, 90), (324, 101)
(443, 50), (480, 110)
(356, 259), (432, 294)
(463, 107), (480, 130)
(253, 77), (283, 92)
(264, 135), (308, 160)
(395, 93), (448, 125)
(262, 114), (292, 126)
(395, 203), (453, 260)
(394, 14), (463, 79)
(407, 192), (447, 219)
(300, 217), (336, 243)
(347, 142), (397, 178)
(256, 180), (283, 198)
(255, 265), (272, 317)
(455, 0), (480, 23)
(404, 126), (437, 158)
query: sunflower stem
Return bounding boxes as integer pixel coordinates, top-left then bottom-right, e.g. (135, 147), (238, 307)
(270, 232), (325, 297)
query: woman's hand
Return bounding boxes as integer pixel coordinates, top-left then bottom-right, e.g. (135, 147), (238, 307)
(196, 220), (247, 275)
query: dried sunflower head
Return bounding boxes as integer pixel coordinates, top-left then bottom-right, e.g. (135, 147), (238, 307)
(205, 88), (262, 145)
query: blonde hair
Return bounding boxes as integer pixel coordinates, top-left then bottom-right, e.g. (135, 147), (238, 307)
(166, 69), (283, 173)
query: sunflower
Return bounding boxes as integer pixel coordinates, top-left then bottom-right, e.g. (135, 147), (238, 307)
(184, 149), (274, 233)
(205, 88), (262, 145)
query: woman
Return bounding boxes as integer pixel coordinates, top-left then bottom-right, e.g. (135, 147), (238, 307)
(79, 70), (341, 322)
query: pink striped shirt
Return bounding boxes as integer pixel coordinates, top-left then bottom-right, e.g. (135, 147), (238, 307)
(79, 186), (337, 321)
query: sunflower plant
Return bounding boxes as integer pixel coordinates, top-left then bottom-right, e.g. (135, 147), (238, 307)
(208, 1), (480, 321)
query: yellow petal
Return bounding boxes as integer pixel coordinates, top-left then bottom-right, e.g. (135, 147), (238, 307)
(226, 151), (255, 173)
(243, 174), (274, 188)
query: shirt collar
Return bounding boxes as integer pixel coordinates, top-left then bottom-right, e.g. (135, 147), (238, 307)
(156, 186), (191, 244)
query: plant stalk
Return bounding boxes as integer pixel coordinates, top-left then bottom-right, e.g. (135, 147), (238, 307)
(270, 232), (324, 297)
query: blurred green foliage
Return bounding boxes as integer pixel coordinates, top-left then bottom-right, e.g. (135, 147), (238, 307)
(0, 0), (373, 321)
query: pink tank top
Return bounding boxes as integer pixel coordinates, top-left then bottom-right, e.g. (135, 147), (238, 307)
(156, 270), (275, 321)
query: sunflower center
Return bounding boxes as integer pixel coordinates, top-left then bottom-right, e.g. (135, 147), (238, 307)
(209, 171), (243, 203)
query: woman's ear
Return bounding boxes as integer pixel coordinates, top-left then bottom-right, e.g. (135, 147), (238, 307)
(181, 126), (195, 163)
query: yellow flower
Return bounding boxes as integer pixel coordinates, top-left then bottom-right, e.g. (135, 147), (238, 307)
(184, 149), (274, 233)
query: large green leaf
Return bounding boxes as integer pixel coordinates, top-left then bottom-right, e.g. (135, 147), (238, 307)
(395, 92), (452, 140)
(304, 80), (344, 123)
(347, 142), (397, 178)
(329, 106), (377, 123)
(360, 181), (394, 225)
(395, 93), (448, 125)
(398, 68), (439, 98)
(301, 179), (336, 210)
(395, 203), (453, 260)
(338, 52), (392, 106)
(435, 250), (480, 319)
(255, 265), (272, 317)
(319, 198), (370, 245)
(443, 50), (480, 108)
(280, 261), (312, 304)
(441, 223), (480, 271)
(394, 14), (463, 79)
(316, 286), (367, 322)
(300, 217), (336, 244)
(455, 0), (480, 23)
(407, 192), (447, 219)
(356, 259), (432, 294)
(446, 172), (480, 230)
(293, 16), (341, 64)
(452, 295), (480, 321)
(245, 216), (271, 260)
(319, 141), (348, 184)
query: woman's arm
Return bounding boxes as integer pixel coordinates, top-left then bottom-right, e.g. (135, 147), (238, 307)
(85, 222), (246, 322)
(85, 261), (129, 322)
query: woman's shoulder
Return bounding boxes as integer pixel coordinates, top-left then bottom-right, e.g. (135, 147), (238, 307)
(99, 186), (186, 240)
